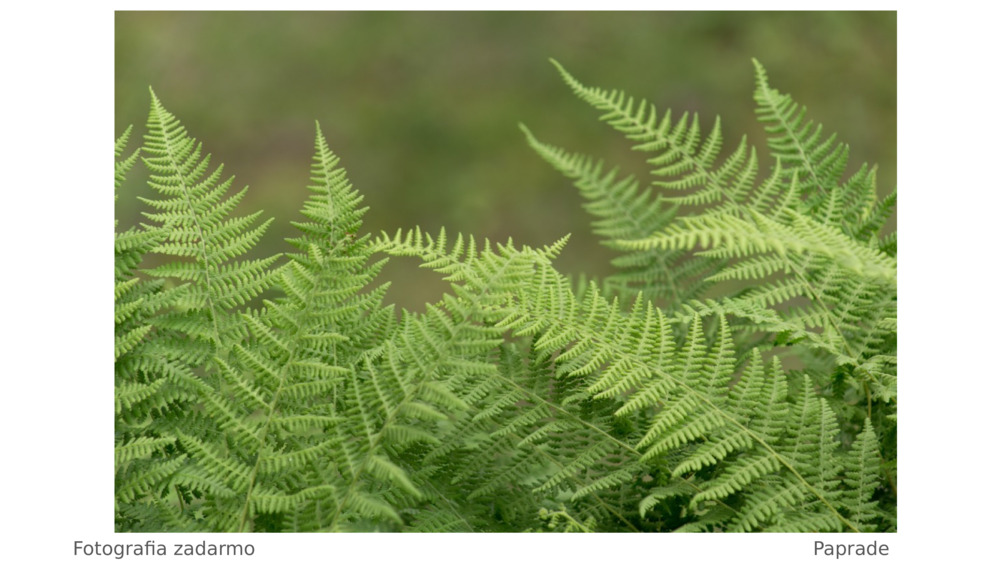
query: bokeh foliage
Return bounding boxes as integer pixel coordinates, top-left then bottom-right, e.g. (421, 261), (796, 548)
(115, 11), (895, 309)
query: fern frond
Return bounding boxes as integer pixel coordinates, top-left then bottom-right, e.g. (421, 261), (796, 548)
(842, 419), (883, 531)
(140, 89), (279, 351)
(622, 208), (896, 285)
(752, 59), (848, 204)
(288, 122), (369, 252)
(520, 123), (721, 305)
(550, 59), (758, 213)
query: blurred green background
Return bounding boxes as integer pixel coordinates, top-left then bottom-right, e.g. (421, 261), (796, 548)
(115, 11), (896, 310)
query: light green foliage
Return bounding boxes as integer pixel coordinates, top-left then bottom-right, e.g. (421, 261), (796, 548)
(115, 60), (895, 532)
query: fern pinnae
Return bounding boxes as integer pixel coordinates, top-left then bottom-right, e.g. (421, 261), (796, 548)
(147, 120), (386, 531)
(552, 60), (754, 211)
(752, 58), (895, 247)
(240, 127), (408, 531)
(516, 262), (866, 530)
(621, 208), (896, 286)
(289, 122), (369, 252)
(521, 123), (703, 305)
(115, 125), (201, 528)
(379, 238), (650, 529)
(140, 90), (280, 355)
(842, 419), (882, 530)
(545, 60), (894, 411)
(752, 58), (845, 202)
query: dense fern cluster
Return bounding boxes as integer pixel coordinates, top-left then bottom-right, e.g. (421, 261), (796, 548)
(115, 60), (896, 532)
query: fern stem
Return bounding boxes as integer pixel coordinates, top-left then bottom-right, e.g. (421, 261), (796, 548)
(412, 479), (478, 532)
(753, 74), (828, 197)
(490, 369), (733, 532)
(785, 254), (861, 362)
(174, 485), (185, 513)
(326, 368), (412, 530)
(236, 341), (299, 532)
(147, 100), (225, 350)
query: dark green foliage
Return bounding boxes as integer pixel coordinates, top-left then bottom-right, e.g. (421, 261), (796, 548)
(115, 60), (896, 532)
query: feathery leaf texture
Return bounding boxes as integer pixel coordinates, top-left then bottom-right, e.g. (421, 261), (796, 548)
(115, 59), (895, 532)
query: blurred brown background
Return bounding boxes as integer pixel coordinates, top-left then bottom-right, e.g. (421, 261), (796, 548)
(115, 11), (896, 309)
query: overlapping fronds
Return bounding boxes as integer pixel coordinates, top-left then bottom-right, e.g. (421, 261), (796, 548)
(549, 59), (758, 210)
(115, 59), (895, 532)
(375, 232), (648, 531)
(115, 126), (196, 529)
(533, 62), (896, 365)
(494, 256), (884, 532)
(370, 229), (887, 532)
(536, 63), (896, 389)
(135, 125), (418, 532)
(624, 207), (896, 286)
(520, 124), (721, 305)
(524, 59), (895, 530)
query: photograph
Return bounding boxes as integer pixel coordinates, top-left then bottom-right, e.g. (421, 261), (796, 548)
(113, 10), (897, 535)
